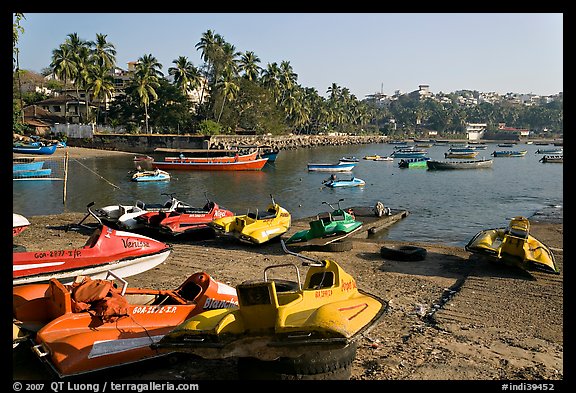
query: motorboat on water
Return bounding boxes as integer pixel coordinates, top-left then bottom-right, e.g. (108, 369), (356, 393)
(286, 199), (363, 244)
(13, 213), (30, 237)
(426, 158), (493, 170)
(465, 216), (558, 274)
(209, 195), (291, 245)
(13, 271), (238, 377)
(539, 155), (563, 163)
(131, 169), (171, 182)
(153, 241), (387, 380)
(322, 176), (365, 188)
(13, 203), (172, 286)
(307, 161), (357, 172)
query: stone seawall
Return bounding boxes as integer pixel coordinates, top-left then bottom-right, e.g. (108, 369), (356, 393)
(68, 133), (390, 153)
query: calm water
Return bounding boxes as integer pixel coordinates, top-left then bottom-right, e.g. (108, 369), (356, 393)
(13, 143), (563, 247)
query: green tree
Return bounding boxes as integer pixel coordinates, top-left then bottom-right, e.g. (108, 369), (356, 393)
(132, 54), (162, 133)
(238, 51), (261, 82)
(168, 56), (202, 98)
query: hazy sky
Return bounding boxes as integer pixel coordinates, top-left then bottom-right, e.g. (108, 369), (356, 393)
(15, 13), (563, 99)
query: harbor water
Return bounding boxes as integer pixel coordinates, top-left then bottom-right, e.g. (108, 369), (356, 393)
(13, 142), (563, 247)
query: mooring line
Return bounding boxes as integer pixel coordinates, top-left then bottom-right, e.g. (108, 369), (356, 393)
(71, 158), (121, 190)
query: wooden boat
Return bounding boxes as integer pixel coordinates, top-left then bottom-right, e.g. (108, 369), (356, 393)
(340, 156), (360, 162)
(13, 213), (30, 237)
(465, 216), (558, 274)
(258, 146), (280, 163)
(307, 161), (357, 172)
(363, 155), (392, 161)
(131, 169), (171, 182)
(286, 200), (363, 244)
(13, 271), (238, 377)
(539, 155), (563, 163)
(322, 176), (365, 188)
(133, 155), (153, 162)
(13, 161), (44, 172)
(152, 157), (268, 171)
(535, 148), (563, 155)
(426, 158), (493, 170)
(398, 157), (430, 168)
(390, 149), (428, 159)
(154, 242), (387, 380)
(13, 225), (172, 286)
(209, 195), (291, 245)
(136, 197), (235, 237)
(13, 143), (58, 155)
(491, 150), (527, 157)
(444, 151), (479, 159)
(164, 150), (258, 163)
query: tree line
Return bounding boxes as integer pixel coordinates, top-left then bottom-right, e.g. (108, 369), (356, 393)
(13, 14), (563, 138)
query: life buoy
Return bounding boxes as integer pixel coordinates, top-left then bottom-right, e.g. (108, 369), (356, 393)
(380, 245), (427, 261)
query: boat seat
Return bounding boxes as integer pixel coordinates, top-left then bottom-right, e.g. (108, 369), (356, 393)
(318, 212), (332, 223)
(307, 272), (335, 289)
(332, 214), (345, 221)
(136, 200), (145, 209)
(174, 279), (203, 302)
(247, 212), (257, 219)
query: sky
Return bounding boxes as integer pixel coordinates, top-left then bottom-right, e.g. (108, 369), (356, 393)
(14, 13), (563, 99)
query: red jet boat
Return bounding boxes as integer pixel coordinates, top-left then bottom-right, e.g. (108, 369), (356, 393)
(136, 196), (234, 236)
(13, 271), (238, 377)
(13, 225), (172, 286)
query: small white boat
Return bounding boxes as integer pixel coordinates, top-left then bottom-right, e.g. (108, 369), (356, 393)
(13, 213), (30, 237)
(131, 169), (171, 182)
(307, 162), (357, 172)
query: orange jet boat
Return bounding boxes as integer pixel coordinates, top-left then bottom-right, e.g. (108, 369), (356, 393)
(13, 271), (238, 378)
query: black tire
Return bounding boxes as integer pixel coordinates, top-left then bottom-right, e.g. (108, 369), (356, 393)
(237, 342), (357, 380)
(322, 240), (353, 252)
(380, 245), (427, 261)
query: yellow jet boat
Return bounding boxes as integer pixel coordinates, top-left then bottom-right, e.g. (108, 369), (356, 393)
(465, 216), (558, 274)
(209, 194), (291, 245)
(154, 241), (388, 379)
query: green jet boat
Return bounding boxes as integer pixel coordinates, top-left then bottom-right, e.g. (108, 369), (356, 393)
(286, 199), (363, 244)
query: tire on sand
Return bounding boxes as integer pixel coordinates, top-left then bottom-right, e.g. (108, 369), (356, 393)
(319, 239), (353, 252)
(237, 342), (357, 380)
(380, 245), (427, 261)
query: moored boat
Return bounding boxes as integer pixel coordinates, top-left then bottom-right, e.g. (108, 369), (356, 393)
(390, 149), (428, 159)
(491, 150), (527, 157)
(535, 148), (563, 155)
(153, 157), (268, 171)
(426, 158), (493, 170)
(539, 155), (563, 163)
(398, 157), (430, 168)
(465, 216), (558, 274)
(444, 151), (479, 159)
(13, 143), (58, 155)
(307, 161), (357, 172)
(13, 271), (238, 377)
(131, 169), (171, 182)
(322, 176), (365, 188)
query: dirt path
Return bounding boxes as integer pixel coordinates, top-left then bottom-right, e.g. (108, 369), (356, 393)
(13, 212), (563, 381)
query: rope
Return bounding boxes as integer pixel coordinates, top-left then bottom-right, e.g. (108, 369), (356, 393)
(71, 158), (121, 190)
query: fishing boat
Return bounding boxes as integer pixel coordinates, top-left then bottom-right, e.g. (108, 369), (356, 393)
(307, 161), (357, 172)
(535, 148), (563, 155)
(363, 155), (393, 161)
(13, 211), (172, 286)
(426, 158), (493, 170)
(340, 156), (360, 162)
(13, 161), (44, 172)
(135, 196), (235, 237)
(465, 216), (558, 274)
(286, 199), (363, 244)
(13, 168), (52, 179)
(131, 169), (171, 182)
(539, 155), (563, 163)
(13, 213), (30, 237)
(164, 150), (258, 163)
(444, 151), (479, 159)
(389, 149), (428, 159)
(209, 195), (291, 245)
(258, 146), (280, 163)
(491, 150), (528, 157)
(497, 143), (515, 148)
(152, 157), (268, 171)
(13, 143), (58, 155)
(322, 176), (365, 188)
(154, 241), (387, 380)
(133, 155), (154, 162)
(13, 271), (238, 377)
(398, 157), (430, 168)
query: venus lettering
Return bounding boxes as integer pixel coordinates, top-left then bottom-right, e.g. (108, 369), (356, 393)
(121, 239), (150, 248)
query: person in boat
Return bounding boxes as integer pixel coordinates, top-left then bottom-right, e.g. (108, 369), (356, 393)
(323, 174), (337, 184)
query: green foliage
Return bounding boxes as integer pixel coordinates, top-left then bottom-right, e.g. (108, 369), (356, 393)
(198, 119), (222, 135)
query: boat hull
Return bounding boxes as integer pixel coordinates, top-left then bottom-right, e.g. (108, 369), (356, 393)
(426, 159), (493, 170)
(153, 158), (268, 171)
(307, 163), (357, 172)
(13, 144), (58, 155)
(13, 226), (172, 286)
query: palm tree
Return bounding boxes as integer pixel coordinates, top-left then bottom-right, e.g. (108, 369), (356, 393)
(261, 62), (282, 103)
(238, 51), (261, 81)
(50, 44), (77, 90)
(168, 56), (201, 97)
(90, 33), (116, 69)
(133, 54), (162, 133)
(216, 70), (239, 123)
